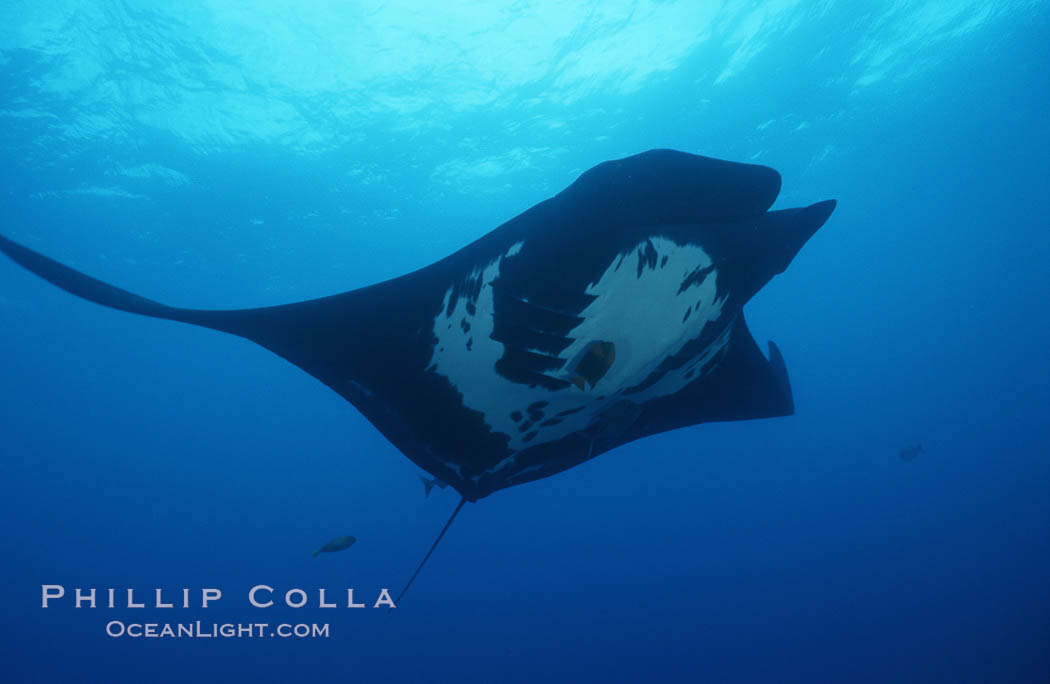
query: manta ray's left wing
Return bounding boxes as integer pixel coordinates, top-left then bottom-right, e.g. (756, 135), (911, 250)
(0, 231), (426, 415)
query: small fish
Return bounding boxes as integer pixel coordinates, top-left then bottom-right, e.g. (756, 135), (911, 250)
(312, 535), (356, 557)
(569, 341), (616, 390)
(899, 443), (924, 461)
(420, 475), (449, 498)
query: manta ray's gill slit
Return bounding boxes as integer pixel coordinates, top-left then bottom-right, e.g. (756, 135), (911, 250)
(488, 320), (574, 356)
(489, 280), (593, 318)
(490, 289), (584, 326)
(496, 342), (575, 375)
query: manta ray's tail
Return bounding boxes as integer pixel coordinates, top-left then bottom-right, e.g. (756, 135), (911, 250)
(0, 233), (393, 395)
(0, 233), (258, 336)
(390, 496), (467, 611)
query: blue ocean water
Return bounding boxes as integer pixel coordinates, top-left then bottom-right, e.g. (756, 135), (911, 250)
(1, 1), (1048, 682)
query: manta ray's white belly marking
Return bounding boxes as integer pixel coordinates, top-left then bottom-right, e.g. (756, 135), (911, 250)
(428, 235), (731, 481)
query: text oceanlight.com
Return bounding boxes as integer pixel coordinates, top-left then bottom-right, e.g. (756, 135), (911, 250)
(105, 621), (329, 639)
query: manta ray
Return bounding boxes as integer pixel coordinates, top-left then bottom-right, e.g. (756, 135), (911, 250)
(1, 149), (835, 600)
